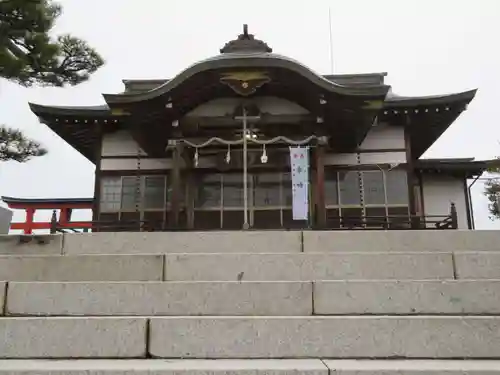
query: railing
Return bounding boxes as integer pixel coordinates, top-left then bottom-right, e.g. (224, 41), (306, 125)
(50, 220), (156, 234)
(320, 214), (455, 230)
(320, 203), (458, 230)
(49, 203), (458, 233)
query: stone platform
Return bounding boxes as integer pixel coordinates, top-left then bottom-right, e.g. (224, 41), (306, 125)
(1, 230), (500, 373)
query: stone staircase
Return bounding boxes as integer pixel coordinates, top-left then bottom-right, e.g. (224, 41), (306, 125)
(1, 230), (500, 374)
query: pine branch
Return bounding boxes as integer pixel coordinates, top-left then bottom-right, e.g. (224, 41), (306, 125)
(0, 125), (47, 162)
(0, 0), (103, 87)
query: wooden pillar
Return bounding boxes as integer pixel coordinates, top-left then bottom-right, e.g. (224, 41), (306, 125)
(25, 208), (35, 235)
(450, 202), (458, 229)
(416, 172), (426, 217)
(168, 142), (182, 229)
(185, 171), (195, 229)
(179, 147), (195, 230)
(463, 175), (473, 230)
(404, 115), (418, 228)
(59, 208), (69, 225)
(92, 122), (103, 226)
(314, 146), (326, 228)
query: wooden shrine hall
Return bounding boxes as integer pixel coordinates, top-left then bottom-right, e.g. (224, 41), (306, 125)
(18, 25), (494, 232)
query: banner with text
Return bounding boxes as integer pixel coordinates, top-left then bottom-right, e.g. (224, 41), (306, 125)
(290, 146), (309, 221)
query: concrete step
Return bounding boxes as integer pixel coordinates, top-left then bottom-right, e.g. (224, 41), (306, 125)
(314, 280), (500, 314)
(0, 254), (163, 281)
(0, 252), (497, 282)
(165, 252), (455, 281)
(6, 280), (500, 316)
(304, 230), (500, 252)
(324, 360), (500, 374)
(3, 230), (500, 257)
(6, 281), (312, 316)
(455, 252), (500, 279)
(0, 359), (328, 374)
(2, 359), (500, 375)
(62, 231), (302, 255)
(149, 316), (500, 358)
(3, 316), (500, 359)
(0, 235), (62, 255)
(0, 317), (147, 358)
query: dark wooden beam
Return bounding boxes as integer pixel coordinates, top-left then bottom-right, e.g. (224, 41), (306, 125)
(179, 144), (195, 229)
(314, 146), (326, 228)
(168, 142), (182, 228)
(178, 113), (316, 127)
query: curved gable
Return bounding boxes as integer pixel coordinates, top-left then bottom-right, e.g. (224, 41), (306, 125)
(186, 97), (309, 117)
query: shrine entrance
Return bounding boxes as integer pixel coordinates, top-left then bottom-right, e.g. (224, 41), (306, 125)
(193, 170), (310, 230)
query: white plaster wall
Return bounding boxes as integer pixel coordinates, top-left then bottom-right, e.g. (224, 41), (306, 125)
(421, 174), (469, 229)
(101, 130), (146, 157)
(187, 97), (309, 117)
(359, 125), (405, 150)
(324, 151), (406, 166)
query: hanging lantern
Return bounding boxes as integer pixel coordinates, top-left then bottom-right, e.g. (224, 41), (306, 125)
(225, 144), (231, 164)
(260, 144), (268, 164)
(194, 148), (199, 167)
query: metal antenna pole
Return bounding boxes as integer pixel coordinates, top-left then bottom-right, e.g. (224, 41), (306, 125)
(328, 7), (334, 74)
(242, 106), (249, 229)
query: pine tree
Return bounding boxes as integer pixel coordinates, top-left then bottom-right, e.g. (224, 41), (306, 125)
(484, 159), (500, 219)
(0, 125), (47, 162)
(0, 0), (104, 87)
(0, 0), (105, 162)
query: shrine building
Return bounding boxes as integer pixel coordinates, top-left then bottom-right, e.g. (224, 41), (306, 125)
(20, 25), (495, 232)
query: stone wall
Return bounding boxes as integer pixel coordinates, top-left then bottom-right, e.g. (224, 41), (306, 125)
(0, 207), (12, 234)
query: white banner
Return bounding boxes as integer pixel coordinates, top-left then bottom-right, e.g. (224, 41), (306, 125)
(290, 147), (309, 221)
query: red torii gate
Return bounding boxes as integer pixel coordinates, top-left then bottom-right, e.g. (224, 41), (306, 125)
(2, 196), (93, 234)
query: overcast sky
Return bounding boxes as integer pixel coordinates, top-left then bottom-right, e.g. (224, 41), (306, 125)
(1, 0), (499, 229)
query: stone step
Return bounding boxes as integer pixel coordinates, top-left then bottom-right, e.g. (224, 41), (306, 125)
(3, 231), (500, 257)
(2, 359), (500, 375)
(0, 252), (459, 282)
(324, 360), (500, 374)
(0, 254), (163, 281)
(165, 252), (455, 281)
(0, 359), (328, 374)
(0, 235), (62, 255)
(3, 316), (500, 359)
(304, 230), (500, 252)
(0, 317), (147, 358)
(62, 231), (302, 255)
(455, 252), (500, 279)
(6, 281), (312, 316)
(6, 280), (500, 316)
(149, 316), (500, 358)
(0, 252), (497, 282)
(314, 280), (500, 314)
